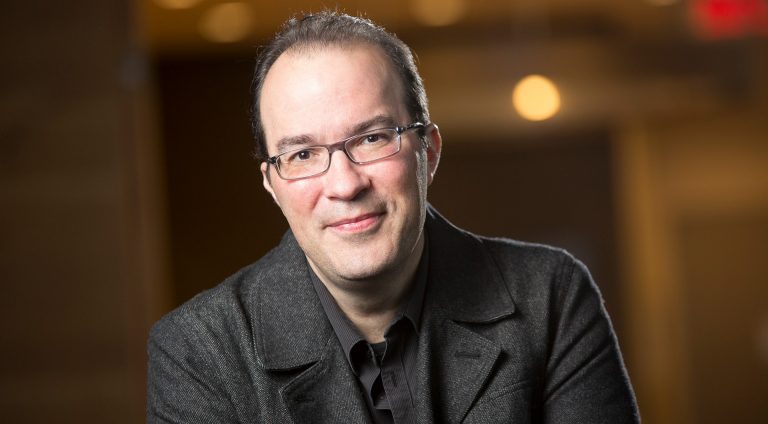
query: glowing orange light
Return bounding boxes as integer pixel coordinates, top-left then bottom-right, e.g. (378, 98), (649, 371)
(199, 2), (254, 43)
(154, 0), (203, 9)
(411, 0), (467, 27)
(511, 75), (561, 122)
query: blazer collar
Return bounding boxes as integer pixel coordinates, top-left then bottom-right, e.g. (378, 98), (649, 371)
(415, 206), (517, 423)
(247, 231), (334, 370)
(246, 232), (370, 422)
(424, 205), (516, 323)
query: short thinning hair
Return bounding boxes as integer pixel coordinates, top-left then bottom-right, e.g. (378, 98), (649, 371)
(250, 11), (430, 161)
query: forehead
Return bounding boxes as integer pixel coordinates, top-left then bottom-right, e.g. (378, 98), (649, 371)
(259, 44), (407, 152)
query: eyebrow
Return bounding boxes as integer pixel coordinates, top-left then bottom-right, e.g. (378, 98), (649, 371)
(275, 134), (314, 154)
(348, 115), (397, 136)
(274, 114), (398, 154)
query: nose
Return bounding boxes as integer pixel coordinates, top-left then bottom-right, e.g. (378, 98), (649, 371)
(322, 149), (370, 200)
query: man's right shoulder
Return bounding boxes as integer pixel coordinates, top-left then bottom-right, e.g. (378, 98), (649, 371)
(145, 241), (305, 421)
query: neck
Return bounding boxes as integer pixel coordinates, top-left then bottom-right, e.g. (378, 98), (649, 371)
(310, 233), (425, 343)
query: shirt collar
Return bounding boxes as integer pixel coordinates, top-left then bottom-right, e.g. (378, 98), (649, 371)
(397, 236), (429, 335)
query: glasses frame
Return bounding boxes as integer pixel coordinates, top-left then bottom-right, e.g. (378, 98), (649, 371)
(267, 122), (426, 181)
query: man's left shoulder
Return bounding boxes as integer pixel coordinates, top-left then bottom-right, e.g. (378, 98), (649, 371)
(479, 236), (589, 288)
(426, 207), (594, 303)
(481, 236), (578, 270)
(468, 234), (609, 324)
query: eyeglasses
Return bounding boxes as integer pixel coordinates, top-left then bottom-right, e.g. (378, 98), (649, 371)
(267, 122), (425, 180)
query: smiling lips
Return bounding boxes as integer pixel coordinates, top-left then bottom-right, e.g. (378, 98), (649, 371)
(327, 212), (383, 233)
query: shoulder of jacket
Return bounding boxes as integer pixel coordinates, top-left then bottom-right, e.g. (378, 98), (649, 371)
(473, 235), (592, 306)
(479, 235), (578, 271)
(149, 244), (284, 341)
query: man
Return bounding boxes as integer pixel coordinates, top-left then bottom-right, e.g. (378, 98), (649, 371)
(147, 12), (639, 423)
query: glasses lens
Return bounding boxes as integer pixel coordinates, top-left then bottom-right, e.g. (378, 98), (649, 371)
(273, 127), (409, 180)
(347, 128), (401, 163)
(276, 146), (329, 179)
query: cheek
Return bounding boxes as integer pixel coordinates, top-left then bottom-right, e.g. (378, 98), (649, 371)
(273, 181), (321, 219)
(400, 151), (429, 194)
(384, 159), (428, 218)
(375, 159), (414, 196)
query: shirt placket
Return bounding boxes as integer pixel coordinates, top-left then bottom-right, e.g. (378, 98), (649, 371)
(380, 332), (416, 424)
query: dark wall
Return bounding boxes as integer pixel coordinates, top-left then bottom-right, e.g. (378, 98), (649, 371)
(1, 1), (155, 421)
(156, 57), (286, 304)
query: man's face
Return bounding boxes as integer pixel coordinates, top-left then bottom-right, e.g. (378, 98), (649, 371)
(259, 44), (440, 287)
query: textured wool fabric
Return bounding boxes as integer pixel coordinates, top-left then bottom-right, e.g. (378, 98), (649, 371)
(147, 206), (640, 423)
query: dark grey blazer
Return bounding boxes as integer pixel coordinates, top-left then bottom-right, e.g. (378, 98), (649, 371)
(147, 207), (639, 423)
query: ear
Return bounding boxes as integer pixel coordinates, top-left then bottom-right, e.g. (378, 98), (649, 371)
(424, 123), (442, 186)
(260, 161), (280, 207)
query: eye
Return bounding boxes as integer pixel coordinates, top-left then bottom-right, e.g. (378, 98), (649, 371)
(359, 130), (394, 145)
(285, 149), (317, 163)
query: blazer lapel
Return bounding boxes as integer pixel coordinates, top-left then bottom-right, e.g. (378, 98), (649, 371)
(415, 207), (517, 423)
(415, 310), (503, 424)
(246, 231), (369, 423)
(281, 338), (370, 423)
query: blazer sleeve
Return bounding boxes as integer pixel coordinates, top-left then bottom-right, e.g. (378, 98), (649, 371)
(146, 315), (238, 423)
(542, 255), (640, 423)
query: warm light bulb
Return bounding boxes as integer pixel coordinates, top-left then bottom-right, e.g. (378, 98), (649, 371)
(511, 75), (561, 121)
(199, 2), (254, 43)
(411, 0), (467, 27)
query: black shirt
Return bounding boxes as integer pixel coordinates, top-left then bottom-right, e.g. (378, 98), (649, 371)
(309, 244), (429, 424)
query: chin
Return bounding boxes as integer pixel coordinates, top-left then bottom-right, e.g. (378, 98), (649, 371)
(334, 262), (388, 282)
(331, 252), (395, 282)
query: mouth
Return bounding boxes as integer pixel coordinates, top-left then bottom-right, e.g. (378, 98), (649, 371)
(327, 212), (384, 233)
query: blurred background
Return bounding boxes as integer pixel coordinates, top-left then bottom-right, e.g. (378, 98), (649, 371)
(1, 0), (767, 422)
